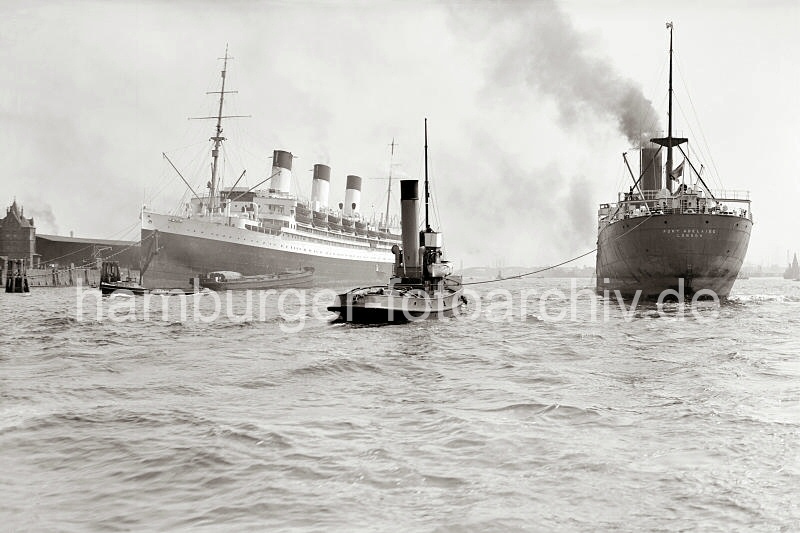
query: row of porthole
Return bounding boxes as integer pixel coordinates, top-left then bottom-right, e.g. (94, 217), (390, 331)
(251, 224), (385, 249)
(287, 237), (370, 250)
(287, 240), (362, 251)
(178, 226), (380, 260)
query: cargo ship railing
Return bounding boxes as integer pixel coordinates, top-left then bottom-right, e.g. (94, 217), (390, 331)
(599, 187), (753, 225)
(616, 188), (751, 203)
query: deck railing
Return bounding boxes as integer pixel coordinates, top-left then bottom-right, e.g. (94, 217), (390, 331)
(598, 195), (753, 223)
(617, 188), (750, 203)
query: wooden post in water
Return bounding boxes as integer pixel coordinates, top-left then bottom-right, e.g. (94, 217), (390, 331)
(5, 259), (30, 293)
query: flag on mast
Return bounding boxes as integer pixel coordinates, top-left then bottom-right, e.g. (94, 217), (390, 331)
(670, 159), (685, 181)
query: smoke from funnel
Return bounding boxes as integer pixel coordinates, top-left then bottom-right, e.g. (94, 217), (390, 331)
(449, 0), (661, 145)
(436, 0), (663, 265)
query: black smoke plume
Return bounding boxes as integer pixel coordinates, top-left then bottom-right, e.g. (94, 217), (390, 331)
(450, 0), (661, 144)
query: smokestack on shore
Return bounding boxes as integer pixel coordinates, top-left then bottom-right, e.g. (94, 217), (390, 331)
(271, 150), (293, 193)
(311, 164), (331, 210)
(400, 180), (419, 269)
(344, 175), (362, 217)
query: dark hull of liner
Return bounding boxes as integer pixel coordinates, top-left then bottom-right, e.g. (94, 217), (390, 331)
(596, 213), (752, 299)
(141, 229), (392, 289)
(327, 289), (465, 324)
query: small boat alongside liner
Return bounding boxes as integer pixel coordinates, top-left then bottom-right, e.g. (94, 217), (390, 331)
(199, 266), (314, 291)
(328, 120), (465, 323)
(99, 261), (148, 295)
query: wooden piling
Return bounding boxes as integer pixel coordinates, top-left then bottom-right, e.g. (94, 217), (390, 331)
(5, 259), (30, 293)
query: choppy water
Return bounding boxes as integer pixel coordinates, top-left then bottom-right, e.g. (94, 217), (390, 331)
(1, 278), (799, 532)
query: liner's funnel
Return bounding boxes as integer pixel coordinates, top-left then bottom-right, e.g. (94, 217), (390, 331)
(311, 164), (330, 210)
(344, 175), (362, 216)
(271, 150), (293, 193)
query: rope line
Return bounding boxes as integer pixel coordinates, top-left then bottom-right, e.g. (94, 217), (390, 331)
(460, 214), (654, 286)
(24, 231), (153, 280)
(460, 248), (597, 286)
(24, 240), (152, 282)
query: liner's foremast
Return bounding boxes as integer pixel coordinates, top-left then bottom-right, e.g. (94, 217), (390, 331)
(208, 48), (230, 214)
(189, 45), (248, 215)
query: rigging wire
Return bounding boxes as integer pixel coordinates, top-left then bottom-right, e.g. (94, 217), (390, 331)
(673, 97), (721, 190)
(293, 165), (308, 200)
(153, 140), (211, 213)
(109, 219), (143, 242)
(147, 141), (207, 207)
(29, 231), (156, 281)
(674, 58), (725, 190)
(34, 217), (145, 266)
(365, 143), (404, 225)
(428, 152), (443, 232)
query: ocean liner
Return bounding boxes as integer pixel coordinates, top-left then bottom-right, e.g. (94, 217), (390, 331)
(596, 23), (752, 299)
(140, 49), (400, 289)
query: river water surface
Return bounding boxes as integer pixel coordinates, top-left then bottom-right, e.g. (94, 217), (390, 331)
(1, 278), (798, 531)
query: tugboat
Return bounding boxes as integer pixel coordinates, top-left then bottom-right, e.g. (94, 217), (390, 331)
(595, 23), (752, 299)
(328, 120), (465, 323)
(99, 261), (148, 296)
(99, 260), (200, 296)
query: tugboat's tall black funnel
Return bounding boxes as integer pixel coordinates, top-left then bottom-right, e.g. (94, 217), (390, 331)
(400, 180), (419, 269)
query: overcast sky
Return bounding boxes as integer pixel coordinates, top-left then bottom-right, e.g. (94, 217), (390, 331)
(3, 0), (798, 268)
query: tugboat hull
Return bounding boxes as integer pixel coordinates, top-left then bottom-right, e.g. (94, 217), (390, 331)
(328, 288), (465, 323)
(99, 282), (148, 296)
(596, 213), (752, 299)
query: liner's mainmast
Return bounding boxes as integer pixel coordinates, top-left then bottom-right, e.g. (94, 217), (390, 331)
(383, 139), (397, 230)
(208, 49), (229, 213)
